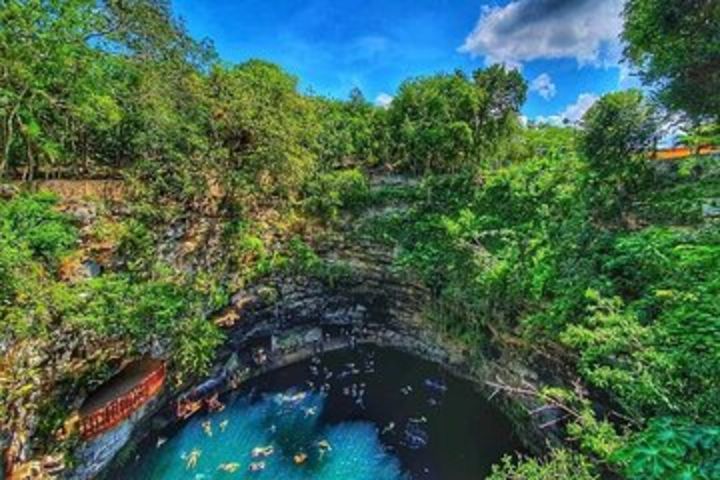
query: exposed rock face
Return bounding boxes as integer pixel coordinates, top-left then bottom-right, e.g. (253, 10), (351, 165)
(58, 175), (573, 478)
(213, 237), (566, 453)
(80, 215), (572, 478)
(119, 232), (570, 471)
(73, 397), (163, 480)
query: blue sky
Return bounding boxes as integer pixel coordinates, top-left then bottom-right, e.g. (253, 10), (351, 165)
(173, 0), (635, 123)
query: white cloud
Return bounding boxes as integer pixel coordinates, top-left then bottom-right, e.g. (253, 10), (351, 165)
(536, 92), (599, 125)
(561, 92), (599, 122)
(529, 73), (556, 100)
(375, 93), (394, 108)
(460, 0), (625, 67)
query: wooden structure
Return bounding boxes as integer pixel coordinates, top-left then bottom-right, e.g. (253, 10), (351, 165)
(653, 145), (720, 160)
(78, 358), (165, 440)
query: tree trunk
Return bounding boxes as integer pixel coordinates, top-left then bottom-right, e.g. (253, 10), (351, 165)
(0, 116), (11, 178)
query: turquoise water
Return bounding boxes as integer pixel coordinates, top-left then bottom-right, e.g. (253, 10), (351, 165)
(128, 390), (405, 480)
(108, 346), (523, 479)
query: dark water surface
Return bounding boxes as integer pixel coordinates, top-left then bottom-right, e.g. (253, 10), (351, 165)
(107, 345), (523, 479)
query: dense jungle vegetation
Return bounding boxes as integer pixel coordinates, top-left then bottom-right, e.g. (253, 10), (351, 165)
(1, 0), (719, 478)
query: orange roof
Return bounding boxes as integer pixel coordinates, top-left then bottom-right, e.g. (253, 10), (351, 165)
(654, 146), (720, 160)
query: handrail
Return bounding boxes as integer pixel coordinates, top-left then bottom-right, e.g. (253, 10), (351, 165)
(78, 363), (165, 439)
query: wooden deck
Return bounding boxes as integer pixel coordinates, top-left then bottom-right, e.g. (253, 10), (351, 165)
(79, 358), (165, 440)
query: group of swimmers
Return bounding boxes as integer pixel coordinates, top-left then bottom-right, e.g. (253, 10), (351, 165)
(181, 416), (333, 474)
(176, 347), (447, 475)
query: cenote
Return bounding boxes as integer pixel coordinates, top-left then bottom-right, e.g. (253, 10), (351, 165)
(107, 345), (524, 479)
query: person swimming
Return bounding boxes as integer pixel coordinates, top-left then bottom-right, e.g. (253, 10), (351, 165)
(277, 391), (307, 404)
(201, 420), (212, 437)
(317, 439), (333, 459)
(293, 452), (308, 464)
(217, 462), (241, 473)
(219, 419), (229, 432)
(381, 422), (396, 435)
(183, 449), (201, 470)
(251, 445), (274, 458)
(248, 461), (265, 472)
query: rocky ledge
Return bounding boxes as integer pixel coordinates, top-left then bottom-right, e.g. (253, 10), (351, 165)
(84, 234), (565, 479)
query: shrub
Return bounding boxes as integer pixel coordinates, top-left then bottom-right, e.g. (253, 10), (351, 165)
(612, 418), (720, 480)
(304, 168), (369, 220)
(488, 449), (599, 480)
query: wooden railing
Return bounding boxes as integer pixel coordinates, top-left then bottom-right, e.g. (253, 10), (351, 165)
(79, 363), (166, 440)
(653, 146), (720, 161)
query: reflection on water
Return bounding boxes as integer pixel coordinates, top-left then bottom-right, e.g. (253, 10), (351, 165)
(108, 345), (523, 480)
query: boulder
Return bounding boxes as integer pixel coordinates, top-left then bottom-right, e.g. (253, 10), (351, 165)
(0, 183), (19, 199)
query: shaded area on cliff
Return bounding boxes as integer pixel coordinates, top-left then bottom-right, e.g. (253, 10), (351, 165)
(106, 345), (524, 480)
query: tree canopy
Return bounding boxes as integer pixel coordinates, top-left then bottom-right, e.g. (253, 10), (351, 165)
(2, 1), (720, 479)
(623, 0), (720, 119)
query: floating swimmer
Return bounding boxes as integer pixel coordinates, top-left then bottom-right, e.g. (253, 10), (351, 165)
(202, 420), (213, 437)
(317, 439), (332, 452)
(184, 448), (201, 470)
(403, 423), (429, 450)
(304, 406), (318, 417)
(293, 452), (308, 464)
(219, 419), (229, 432)
(424, 378), (448, 395)
(217, 462), (241, 473)
(248, 461), (265, 472)
(278, 391), (307, 404)
(251, 445), (274, 458)
(381, 422), (396, 435)
(156, 436), (167, 448)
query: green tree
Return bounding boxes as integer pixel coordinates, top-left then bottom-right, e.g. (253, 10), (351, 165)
(202, 60), (317, 203)
(0, 0), (214, 179)
(623, 0), (720, 119)
(314, 89), (378, 169)
(678, 122), (720, 152)
(385, 66), (525, 175)
(579, 90), (658, 218)
(473, 64), (527, 150)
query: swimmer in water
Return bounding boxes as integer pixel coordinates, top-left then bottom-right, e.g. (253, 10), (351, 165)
(217, 462), (241, 473)
(381, 422), (396, 435)
(317, 439), (332, 459)
(156, 437), (167, 448)
(248, 461), (265, 472)
(201, 420), (213, 437)
(219, 419), (229, 432)
(251, 445), (274, 458)
(184, 448), (201, 470)
(293, 452), (308, 464)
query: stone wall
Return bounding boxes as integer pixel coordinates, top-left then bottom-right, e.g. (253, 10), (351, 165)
(73, 395), (164, 480)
